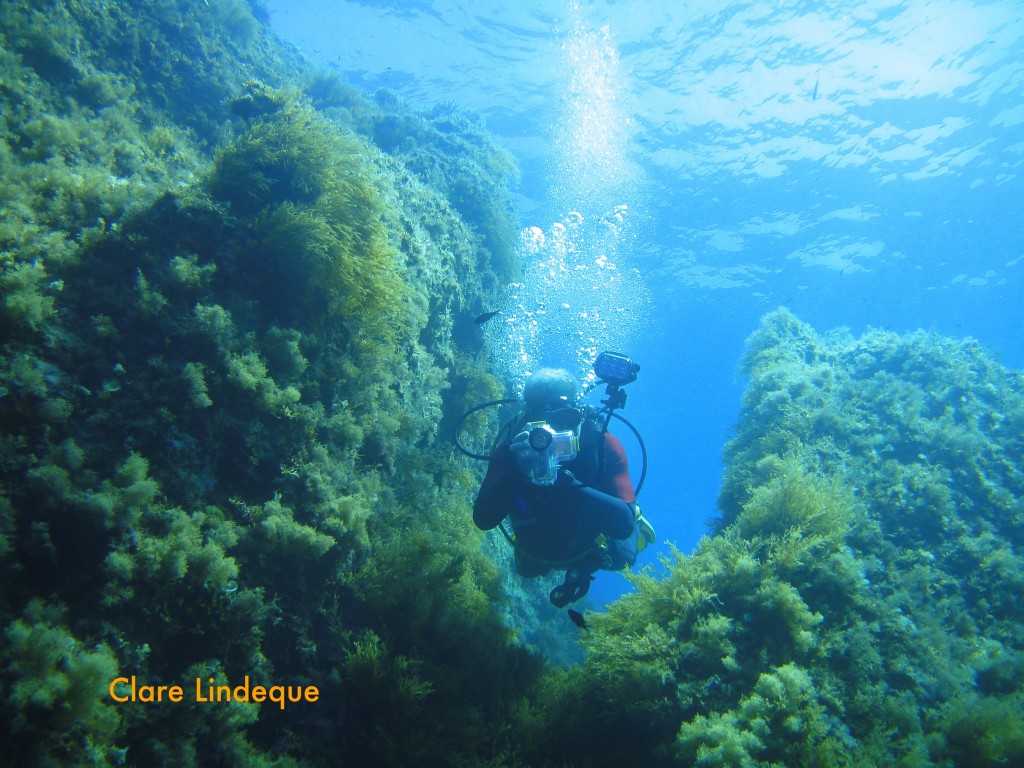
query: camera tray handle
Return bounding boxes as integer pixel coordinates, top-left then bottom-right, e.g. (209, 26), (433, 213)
(601, 382), (628, 413)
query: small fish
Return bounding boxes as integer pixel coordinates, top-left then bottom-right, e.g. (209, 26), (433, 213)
(568, 609), (590, 631)
(474, 310), (501, 325)
(812, 77), (819, 101)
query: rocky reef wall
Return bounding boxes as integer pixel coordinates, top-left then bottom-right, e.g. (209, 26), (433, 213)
(4, 2), (1023, 766)
(526, 308), (1024, 767)
(1, 1), (532, 764)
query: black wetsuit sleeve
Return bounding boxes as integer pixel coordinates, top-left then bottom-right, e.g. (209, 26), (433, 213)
(473, 444), (520, 530)
(553, 475), (635, 539)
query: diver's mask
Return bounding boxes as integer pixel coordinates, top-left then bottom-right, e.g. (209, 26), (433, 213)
(529, 403), (583, 433)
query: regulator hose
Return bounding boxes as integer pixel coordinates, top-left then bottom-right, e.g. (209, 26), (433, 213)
(453, 398), (521, 461)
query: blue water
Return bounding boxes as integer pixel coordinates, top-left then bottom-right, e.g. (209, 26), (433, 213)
(263, 0), (1024, 604)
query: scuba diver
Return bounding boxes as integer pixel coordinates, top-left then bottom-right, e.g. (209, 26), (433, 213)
(470, 353), (655, 607)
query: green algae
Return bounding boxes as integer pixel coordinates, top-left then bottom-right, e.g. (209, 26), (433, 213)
(1, 1), (532, 765)
(4, 600), (121, 765)
(5, 0), (1023, 764)
(516, 308), (1024, 767)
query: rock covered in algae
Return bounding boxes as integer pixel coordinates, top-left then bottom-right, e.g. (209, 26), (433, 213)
(0, 1), (542, 765)
(516, 308), (1024, 768)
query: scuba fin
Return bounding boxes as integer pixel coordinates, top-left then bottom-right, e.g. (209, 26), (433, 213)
(636, 506), (656, 553)
(550, 568), (593, 608)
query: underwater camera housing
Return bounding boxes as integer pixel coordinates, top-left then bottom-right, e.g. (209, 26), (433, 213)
(594, 351), (639, 412)
(594, 351), (639, 387)
(526, 421), (579, 486)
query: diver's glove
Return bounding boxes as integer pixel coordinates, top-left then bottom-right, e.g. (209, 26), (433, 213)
(555, 469), (580, 486)
(508, 431), (535, 478)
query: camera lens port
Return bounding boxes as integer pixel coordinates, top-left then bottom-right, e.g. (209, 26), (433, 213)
(529, 426), (553, 451)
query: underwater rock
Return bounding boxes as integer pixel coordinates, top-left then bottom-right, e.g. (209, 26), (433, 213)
(1, 1), (529, 765)
(523, 307), (1024, 767)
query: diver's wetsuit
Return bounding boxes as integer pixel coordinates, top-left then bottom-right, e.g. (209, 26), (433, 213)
(473, 416), (638, 576)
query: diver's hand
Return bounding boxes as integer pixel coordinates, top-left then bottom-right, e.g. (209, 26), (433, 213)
(508, 432), (535, 478)
(555, 469), (581, 487)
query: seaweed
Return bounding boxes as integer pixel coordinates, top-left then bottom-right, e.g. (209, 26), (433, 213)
(8, 0), (1021, 763)
(1, 1), (532, 764)
(514, 309), (1024, 766)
